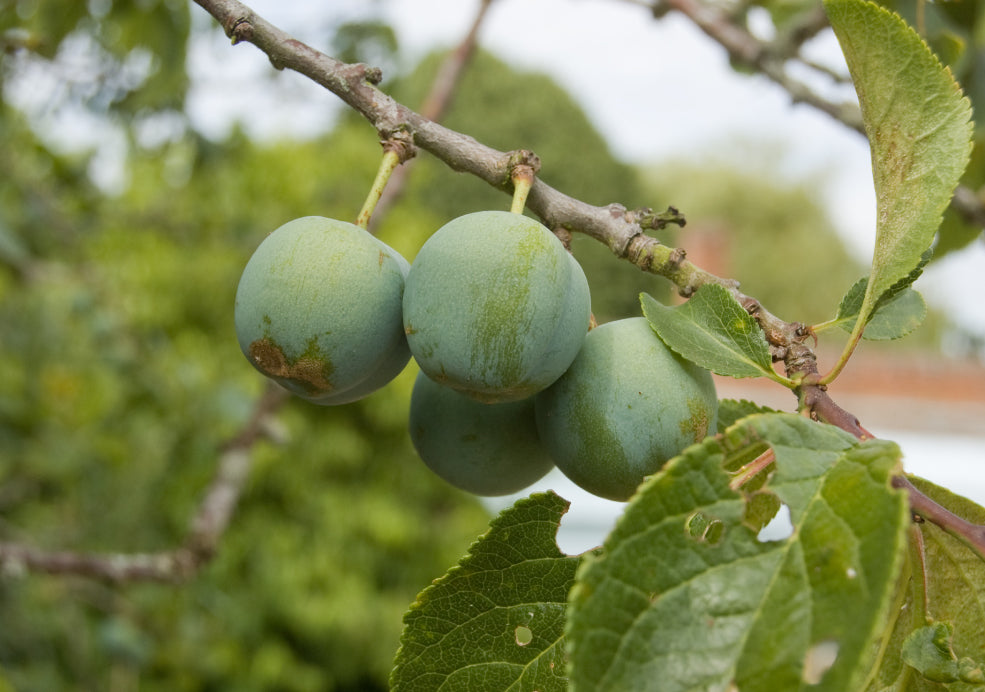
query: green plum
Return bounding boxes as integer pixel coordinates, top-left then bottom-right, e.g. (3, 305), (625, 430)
(408, 371), (555, 496)
(535, 317), (718, 501)
(402, 211), (590, 404)
(234, 216), (410, 405)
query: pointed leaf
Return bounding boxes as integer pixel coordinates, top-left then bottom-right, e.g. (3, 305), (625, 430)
(834, 248), (931, 339)
(391, 492), (581, 692)
(640, 286), (778, 381)
(836, 280), (927, 340)
(567, 413), (910, 692)
(825, 0), (973, 333)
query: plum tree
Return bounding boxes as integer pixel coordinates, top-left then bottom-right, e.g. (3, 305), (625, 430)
(402, 210), (591, 403)
(408, 370), (555, 496)
(535, 317), (719, 501)
(234, 215), (411, 405)
(9, 2), (985, 690)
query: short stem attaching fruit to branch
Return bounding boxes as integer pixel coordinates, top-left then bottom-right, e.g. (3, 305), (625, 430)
(356, 138), (414, 230)
(508, 150), (540, 215)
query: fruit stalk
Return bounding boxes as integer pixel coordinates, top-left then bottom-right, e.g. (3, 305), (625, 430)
(507, 150), (541, 215)
(510, 166), (533, 215)
(356, 148), (402, 230)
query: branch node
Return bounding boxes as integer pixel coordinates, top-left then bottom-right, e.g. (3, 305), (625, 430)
(631, 205), (686, 231)
(364, 65), (384, 85)
(741, 296), (761, 314)
(505, 149), (541, 188)
(607, 202), (628, 219)
(228, 16), (254, 44)
(624, 233), (660, 271)
(381, 128), (417, 164)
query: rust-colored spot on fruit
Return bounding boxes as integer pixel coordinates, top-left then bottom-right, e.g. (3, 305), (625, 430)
(249, 338), (333, 395)
(680, 397), (712, 442)
(249, 338), (289, 377)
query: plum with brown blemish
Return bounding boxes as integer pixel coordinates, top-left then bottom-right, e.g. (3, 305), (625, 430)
(234, 216), (410, 405)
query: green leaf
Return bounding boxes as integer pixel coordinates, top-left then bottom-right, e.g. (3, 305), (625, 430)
(567, 413), (910, 692)
(640, 286), (780, 382)
(824, 0), (973, 336)
(833, 248), (931, 340)
(902, 622), (985, 685)
(835, 280), (927, 340)
(863, 477), (985, 691)
(390, 492), (582, 692)
(716, 398), (781, 433)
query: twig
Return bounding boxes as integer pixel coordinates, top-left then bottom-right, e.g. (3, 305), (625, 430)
(186, 382), (288, 559)
(661, 0), (864, 129)
(657, 0), (985, 243)
(894, 475), (985, 560)
(369, 0), (495, 231)
(0, 382), (288, 583)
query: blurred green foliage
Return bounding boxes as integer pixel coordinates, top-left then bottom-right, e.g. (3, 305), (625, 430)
(0, 0), (190, 115)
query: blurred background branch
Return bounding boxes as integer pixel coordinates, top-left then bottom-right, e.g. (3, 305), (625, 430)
(648, 0), (985, 244)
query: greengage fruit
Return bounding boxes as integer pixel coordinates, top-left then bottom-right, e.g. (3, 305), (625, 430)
(402, 211), (590, 404)
(535, 317), (718, 501)
(408, 371), (555, 496)
(234, 216), (411, 405)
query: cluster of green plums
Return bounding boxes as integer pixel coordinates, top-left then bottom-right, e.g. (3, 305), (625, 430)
(234, 211), (719, 501)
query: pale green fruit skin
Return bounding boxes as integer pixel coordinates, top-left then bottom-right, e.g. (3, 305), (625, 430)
(409, 371), (555, 496)
(234, 216), (411, 405)
(402, 211), (591, 404)
(535, 317), (718, 502)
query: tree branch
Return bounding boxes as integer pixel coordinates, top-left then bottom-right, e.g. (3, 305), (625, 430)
(894, 475), (985, 559)
(0, 383), (288, 584)
(655, 0), (985, 241)
(659, 0), (864, 129)
(369, 0), (495, 230)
